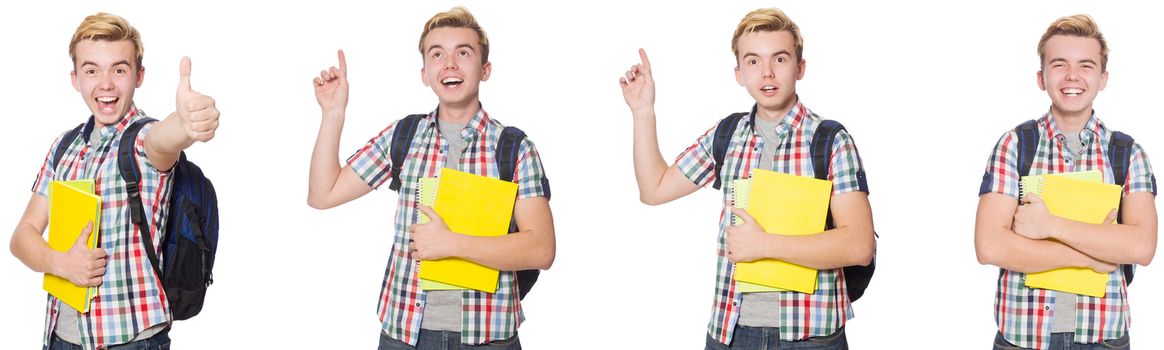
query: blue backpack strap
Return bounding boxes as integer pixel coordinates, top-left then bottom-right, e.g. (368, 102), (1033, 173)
(810, 119), (874, 302)
(711, 113), (748, 190)
(495, 125), (546, 300)
(1108, 131), (1143, 285)
(117, 117), (163, 277)
(51, 123), (86, 171)
(387, 114), (428, 192)
(981, 119), (1039, 195)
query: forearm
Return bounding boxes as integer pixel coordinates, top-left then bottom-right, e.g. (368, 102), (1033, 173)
(454, 229), (555, 271)
(10, 224), (58, 275)
(307, 111), (346, 209)
(976, 227), (1104, 273)
(763, 222), (874, 270)
(144, 112), (195, 171)
(1050, 218), (1156, 265)
(631, 109), (669, 204)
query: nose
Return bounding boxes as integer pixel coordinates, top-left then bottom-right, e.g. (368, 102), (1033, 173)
(443, 59), (458, 70)
(761, 64), (775, 79)
(97, 72), (115, 90)
(1065, 65), (1082, 81)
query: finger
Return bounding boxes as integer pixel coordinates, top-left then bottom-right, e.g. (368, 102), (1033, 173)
(417, 205), (438, 219)
(638, 48), (651, 72)
(313, 77), (323, 86)
(329, 67), (339, 80)
(337, 49), (347, 72)
(86, 276), (103, 287)
(729, 207), (752, 222)
(625, 71), (635, 83)
(74, 222), (94, 248)
(1026, 194), (1042, 204)
(320, 70), (330, 82)
(185, 96), (216, 113)
(619, 76), (628, 86)
(178, 56), (193, 93)
(1105, 208), (1119, 224)
(92, 248), (107, 260)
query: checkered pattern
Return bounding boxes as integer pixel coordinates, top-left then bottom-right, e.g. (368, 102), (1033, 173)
(675, 102), (867, 344)
(347, 108), (548, 346)
(981, 112), (1155, 349)
(32, 108), (173, 350)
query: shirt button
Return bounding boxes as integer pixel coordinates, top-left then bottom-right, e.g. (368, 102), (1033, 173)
(753, 146), (760, 151)
(416, 302), (422, 307)
(1044, 305), (1051, 311)
(732, 301), (738, 306)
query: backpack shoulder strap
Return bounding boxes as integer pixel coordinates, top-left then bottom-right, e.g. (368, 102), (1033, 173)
(388, 114), (429, 192)
(1015, 119), (1040, 178)
(51, 123), (86, 171)
(117, 117), (163, 277)
(496, 126), (529, 234)
(810, 119), (857, 229)
(711, 112), (748, 190)
(1108, 130), (1143, 285)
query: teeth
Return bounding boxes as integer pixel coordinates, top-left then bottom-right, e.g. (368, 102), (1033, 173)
(96, 97), (117, 103)
(442, 77), (463, 84)
(761, 85), (776, 92)
(1062, 88), (1083, 96)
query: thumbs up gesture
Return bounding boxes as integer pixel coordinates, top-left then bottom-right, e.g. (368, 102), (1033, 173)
(176, 57), (219, 142)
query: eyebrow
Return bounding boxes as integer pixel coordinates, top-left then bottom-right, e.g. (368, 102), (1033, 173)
(741, 50), (792, 59)
(426, 43), (476, 54)
(79, 60), (133, 68)
(1048, 57), (1098, 66)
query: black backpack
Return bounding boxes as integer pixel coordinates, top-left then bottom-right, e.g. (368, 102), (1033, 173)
(979, 119), (1150, 285)
(387, 114), (549, 300)
(51, 119), (219, 320)
(711, 112), (876, 302)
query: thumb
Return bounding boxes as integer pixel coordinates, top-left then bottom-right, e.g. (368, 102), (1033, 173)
(74, 221), (93, 248)
(730, 207), (752, 223)
(178, 56), (193, 94)
(418, 205), (439, 221)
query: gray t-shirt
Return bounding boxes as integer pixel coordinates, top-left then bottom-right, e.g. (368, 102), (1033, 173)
(420, 119), (470, 331)
(1050, 131), (1085, 333)
(738, 117), (782, 327)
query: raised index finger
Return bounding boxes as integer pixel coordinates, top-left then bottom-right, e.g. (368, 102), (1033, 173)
(638, 48), (651, 72)
(337, 49), (347, 72)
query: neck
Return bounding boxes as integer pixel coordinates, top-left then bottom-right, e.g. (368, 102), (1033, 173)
(1050, 107), (1091, 134)
(756, 97), (798, 121)
(437, 99), (481, 124)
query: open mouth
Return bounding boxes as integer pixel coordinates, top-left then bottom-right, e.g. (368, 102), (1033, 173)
(1061, 88), (1084, 97)
(95, 96), (119, 113)
(441, 77), (464, 88)
(760, 85), (777, 93)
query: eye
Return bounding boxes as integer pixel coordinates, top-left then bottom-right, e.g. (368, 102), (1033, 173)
(748, 58), (758, 65)
(458, 50), (469, 57)
(85, 69), (96, 75)
(776, 57), (786, 64)
(115, 68), (126, 74)
(432, 52), (442, 59)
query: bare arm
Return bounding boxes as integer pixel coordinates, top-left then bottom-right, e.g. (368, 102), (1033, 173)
(410, 197), (555, 271)
(10, 193), (106, 286)
(145, 57), (219, 172)
(726, 191), (874, 269)
(1014, 192), (1156, 265)
(306, 50), (374, 209)
(620, 48), (701, 205)
(975, 192), (1116, 273)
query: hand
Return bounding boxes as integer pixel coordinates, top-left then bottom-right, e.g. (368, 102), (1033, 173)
(619, 48), (656, 116)
(175, 57), (220, 142)
(408, 205), (460, 261)
(725, 208), (771, 263)
(314, 49), (349, 117)
(55, 222), (106, 287)
(1087, 258), (1118, 274)
(1013, 194), (1054, 239)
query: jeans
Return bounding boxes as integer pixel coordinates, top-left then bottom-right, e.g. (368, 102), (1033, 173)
(46, 331), (170, 350)
(378, 330), (521, 350)
(992, 332), (1130, 350)
(704, 326), (847, 350)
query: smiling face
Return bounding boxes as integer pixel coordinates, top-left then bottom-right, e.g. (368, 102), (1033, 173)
(735, 30), (805, 119)
(420, 27), (491, 111)
(71, 39), (143, 128)
(1037, 34), (1108, 120)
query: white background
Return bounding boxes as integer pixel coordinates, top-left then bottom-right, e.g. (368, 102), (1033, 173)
(2, 1), (1162, 349)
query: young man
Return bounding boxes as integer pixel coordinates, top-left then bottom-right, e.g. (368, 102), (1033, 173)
(619, 8), (874, 349)
(9, 13), (220, 350)
(307, 7), (554, 349)
(975, 14), (1156, 350)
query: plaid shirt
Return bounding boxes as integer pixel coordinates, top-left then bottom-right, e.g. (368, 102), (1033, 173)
(32, 108), (173, 350)
(981, 112), (1156, 349)
(675, 102), (867, 344)
(347, 108), (549, 346)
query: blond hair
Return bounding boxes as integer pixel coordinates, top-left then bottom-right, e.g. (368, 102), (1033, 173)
(731, 8), (803, 61)
(418, 6), (490, 64)
(1038, 14), (1108, 71)
(69, 13), (143, 68)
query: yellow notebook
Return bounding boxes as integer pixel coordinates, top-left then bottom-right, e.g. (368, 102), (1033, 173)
(1020, 171), (1119, 298)
(417, 169), (517, 293)
(417, 177), (468, 291)
(45, 180), (101, 312)
(731, 169), (832, 294)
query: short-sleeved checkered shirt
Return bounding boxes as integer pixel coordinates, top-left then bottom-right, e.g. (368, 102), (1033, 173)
(347, 108), (549, 346)
(980, 112), (1155, 349)
(675, 102), (868, 344)
(32, 108), (173, 350)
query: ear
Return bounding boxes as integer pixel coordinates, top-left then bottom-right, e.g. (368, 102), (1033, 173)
(480, 61), (492, 82)
(1036, 70), (1046, 91)
(1098, 69), (1108, 91)
(421, 67), (430, 87)
(734, 65), (743, 86)
(135, 65), (145, 88)
(796, 58), (806, 80)
(71, 70), (80, 92)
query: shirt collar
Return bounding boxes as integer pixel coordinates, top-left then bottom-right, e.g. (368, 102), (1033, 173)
(1039, 109), (1105, 142)
(746, 98), (809, 138)
(82, 104), (143, 142)
(427, 105), (491, 140)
